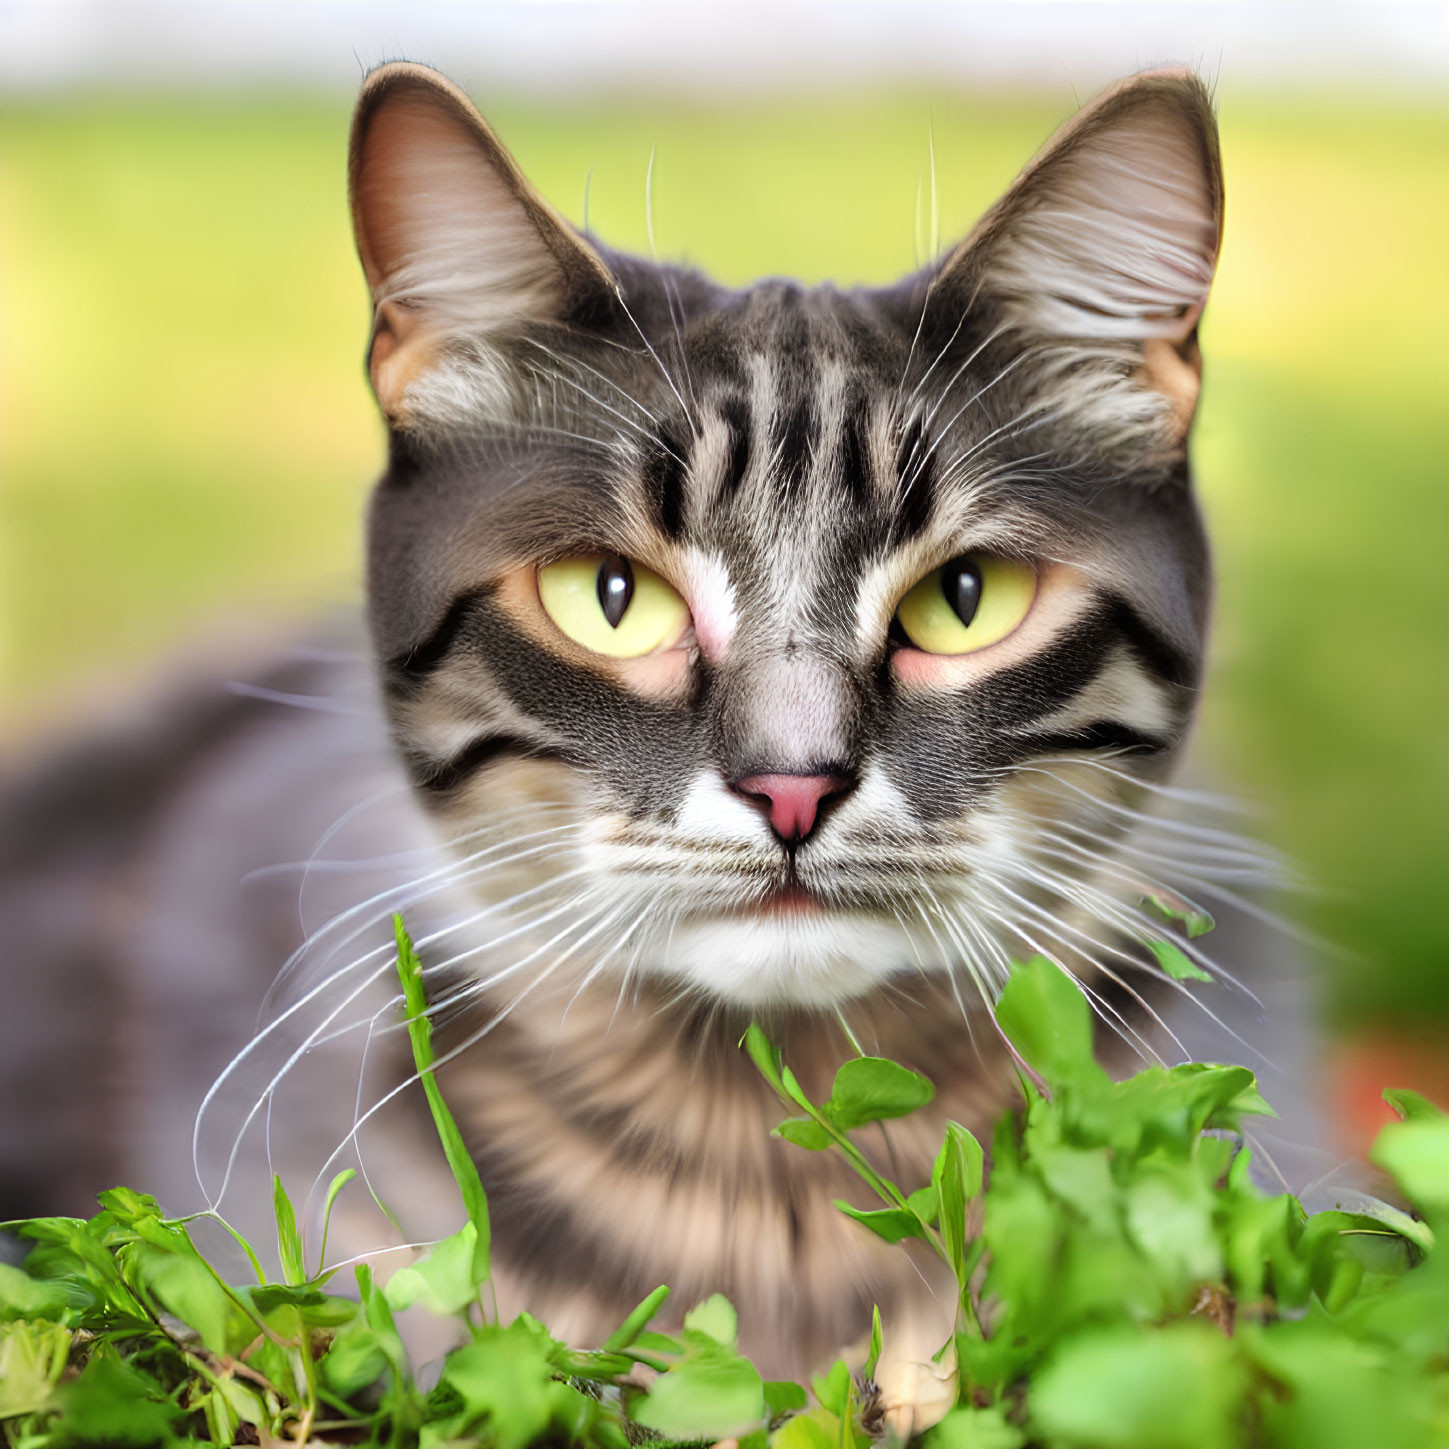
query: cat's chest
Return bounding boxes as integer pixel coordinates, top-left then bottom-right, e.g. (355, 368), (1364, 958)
(424, 988), (1011, 1371)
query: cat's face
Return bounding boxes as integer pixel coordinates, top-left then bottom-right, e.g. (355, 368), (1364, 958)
(351, 65), (1221, 1010)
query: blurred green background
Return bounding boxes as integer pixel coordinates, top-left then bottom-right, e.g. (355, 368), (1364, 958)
(0, 86), (1446, 1026)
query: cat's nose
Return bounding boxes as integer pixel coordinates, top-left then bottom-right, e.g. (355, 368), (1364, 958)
(730, 770), (856, 843)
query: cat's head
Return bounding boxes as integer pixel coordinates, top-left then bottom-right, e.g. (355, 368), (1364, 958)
(349, 64), (1222, 1011)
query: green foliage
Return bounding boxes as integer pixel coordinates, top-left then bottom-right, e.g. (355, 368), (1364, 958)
(750, 954), (1449, 1446)
(4, 933), (1449, 1446)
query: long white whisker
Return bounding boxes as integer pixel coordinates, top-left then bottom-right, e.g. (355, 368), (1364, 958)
(194, 846), (593, 1206)
(265, 817), (586, 1003)
(971, 889), (1179, 1062)
(316, 896), (634, 1188)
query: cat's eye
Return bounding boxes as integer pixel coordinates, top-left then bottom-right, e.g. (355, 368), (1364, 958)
(537, 554), (690, 658)
(893, 554), (1037, 655)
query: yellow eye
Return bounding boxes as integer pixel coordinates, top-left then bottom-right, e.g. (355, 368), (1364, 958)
(537, 554), (690, 659)
(894, 554), (1036, 655)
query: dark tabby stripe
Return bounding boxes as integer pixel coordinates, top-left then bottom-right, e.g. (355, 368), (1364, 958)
(773, 396), (817, 494)
(642, 424), (691, 540)
(719, 395), (752, 497)
(387, 589), (494, 687)
(1016, 721), (1168, 758)
(1105, 596), (1199, 690)
(892, 416), (936, 542)
(837, 397), (872, 508)
(409, 732), (568, 795)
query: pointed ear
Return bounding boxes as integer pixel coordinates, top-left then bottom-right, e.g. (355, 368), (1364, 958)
(935, 68), (1223, 455)
(349, 62), (616, 427)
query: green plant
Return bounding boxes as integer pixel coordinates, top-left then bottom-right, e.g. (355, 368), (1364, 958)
(3, 920), (1448, 1447)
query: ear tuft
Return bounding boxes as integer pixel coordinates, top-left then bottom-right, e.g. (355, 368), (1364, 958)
(938, 69), (1223, 456)
(349, 62), (614, 427)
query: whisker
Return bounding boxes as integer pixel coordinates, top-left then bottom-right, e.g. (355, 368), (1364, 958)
(263, 816), (587, 1007)
(194, 842), (592, 1206)
(313, 896), (633, 1189)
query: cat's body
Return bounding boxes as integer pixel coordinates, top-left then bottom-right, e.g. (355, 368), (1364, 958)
(1, 64), (1316, 1386)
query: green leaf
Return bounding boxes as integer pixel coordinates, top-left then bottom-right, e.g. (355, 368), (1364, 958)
(384, 1220), (482, 1316)
(319, 1314), (390, 1399)
(823, 1056), (934, 1129)
(430, 1319), (561, 1449)
(780, 1064), (817, 1113)
(395, 913), (490, 1286)
(273, 1173), (305, 1285)
(743, 1020), (786, 1092)
(0, 1261), (74, 1321)
(249, 1281), (359, 1326)
(1149, 937), (1213, 983)
(634, 1344), (766, 1438)
(775, 1116), (834, 1150)
(684, 1292), (738, 1346)
(1144, 892), (1215, 939)
(133, 1243), (233, 1353)
(924, 1405), (1026, 1449)
(355, 1261), (410, 1397)
(1036, 1145), (1117, 1229)
(94, 1185), (167, 1228)
(864, 1303), (884, 1380)
(1384, 1088), (1445, 1122)
(934, 1122), (985, 1285)
(994, 956), (1109, 1093)
(934, 1121), (985, 1202)
(774, 1408), (843, 1449)
(603, 1283), (669, 1352)
(907, 1184), (940, 1225)
(1244, 1321), (1441, 1449)
(1337, 1199), (1435, 1256)
(10, 1215), (150, 1322)
(0, 1319), (72, 1417)
(317, 1167), (357, 1270)
(633, 1327), (685, 1355)
(834, 1201), (928, 1244)
(1123, 1170), (1224, 1292)
(1371, 1117), (1449, 1212)
(811, 1357), (853, 1418)
(45, 1348), (185, 1447)
(765, 1378), (809, 1415)
(1031, 1323), (1245, 1449)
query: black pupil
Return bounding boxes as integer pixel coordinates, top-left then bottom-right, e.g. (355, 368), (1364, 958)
(940, 557), (983, 628)
(597, 556), (635, 629)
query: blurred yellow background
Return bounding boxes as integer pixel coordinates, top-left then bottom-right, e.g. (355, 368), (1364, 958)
(1, 73), (1446, 1027)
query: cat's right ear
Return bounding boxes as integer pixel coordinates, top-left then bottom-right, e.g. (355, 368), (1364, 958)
(349, 62), (616, 427)
(926, 68), (1223, 462)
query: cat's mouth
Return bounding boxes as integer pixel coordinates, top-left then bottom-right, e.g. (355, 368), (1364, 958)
(752, 880), (827, 918)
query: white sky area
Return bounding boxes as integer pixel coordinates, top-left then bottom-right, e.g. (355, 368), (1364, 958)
(2, 0), (1447, 94)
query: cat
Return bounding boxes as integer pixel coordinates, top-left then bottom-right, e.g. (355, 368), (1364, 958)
(2, 61), (1309, 1388)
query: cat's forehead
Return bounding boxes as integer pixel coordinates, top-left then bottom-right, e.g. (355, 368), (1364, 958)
(613, 276), (1053, 578)
(606, 274), (933, 525)
(373, 273), (1092, 659)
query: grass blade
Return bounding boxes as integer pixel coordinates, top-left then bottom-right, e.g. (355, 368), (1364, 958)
(393, 914), (491, 1285)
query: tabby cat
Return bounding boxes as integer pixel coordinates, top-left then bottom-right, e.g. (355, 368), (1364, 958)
(3, 62), (1294, 1386)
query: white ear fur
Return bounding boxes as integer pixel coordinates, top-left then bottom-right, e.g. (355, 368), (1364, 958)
(940, 70), (1223, 451)
(349, 63), (613, 427)
(986, 113), (1219, 345)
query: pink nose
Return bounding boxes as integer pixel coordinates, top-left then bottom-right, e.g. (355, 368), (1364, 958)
(733, 772), (855, 842)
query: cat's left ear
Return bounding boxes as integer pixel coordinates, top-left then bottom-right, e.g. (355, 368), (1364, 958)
(349, 62), (617, 426)
(933, 68), (1223, 453)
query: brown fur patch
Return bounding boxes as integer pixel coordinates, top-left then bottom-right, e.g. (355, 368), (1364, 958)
(431, 971), (1020, 1377)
